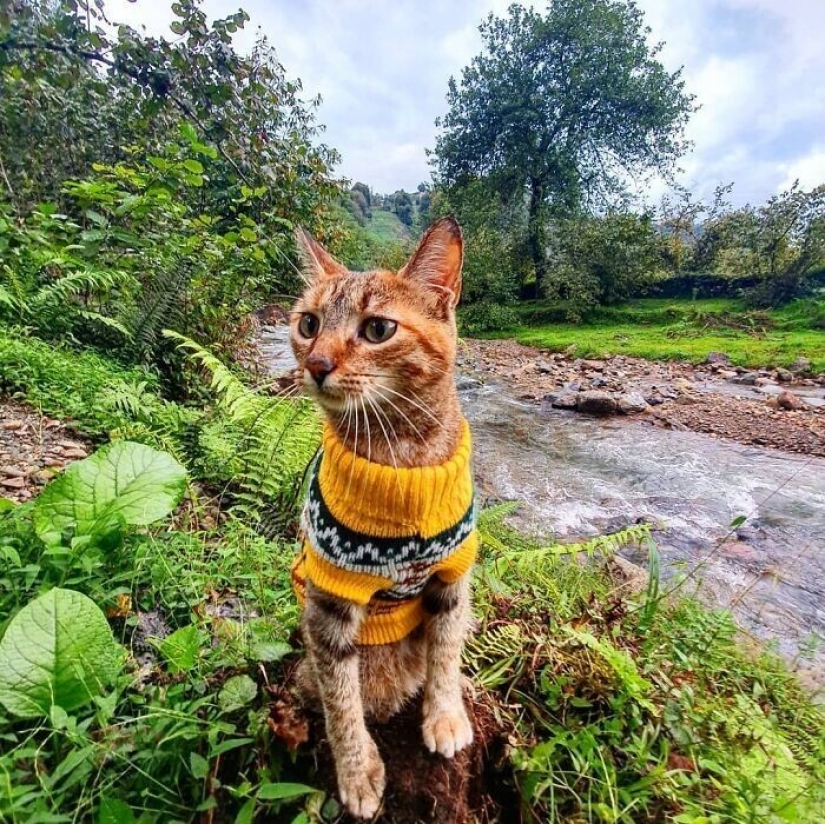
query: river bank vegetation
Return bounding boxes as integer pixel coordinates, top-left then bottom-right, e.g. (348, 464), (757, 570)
(1, 0), (823, 821)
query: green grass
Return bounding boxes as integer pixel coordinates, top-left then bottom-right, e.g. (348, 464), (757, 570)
(363, 209), (411, 242)
(478, 297), (825, 371)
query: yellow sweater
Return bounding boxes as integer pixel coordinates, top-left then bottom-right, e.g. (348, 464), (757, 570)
(291, 420), (477, 645)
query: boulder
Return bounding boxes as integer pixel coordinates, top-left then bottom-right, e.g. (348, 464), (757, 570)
(705, 351), (732, 366)
(774, 368), (794, 382)
(777, 390), (807, 411)
(617, 392), (649, 414)
(546, 392), (578, 410)
(732, 372), (757, 386)
(790, 356), (812, 374)
(576, 390), (617, 415)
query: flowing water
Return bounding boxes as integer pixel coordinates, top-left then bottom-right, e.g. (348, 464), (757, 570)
(260, 326), (825, 667)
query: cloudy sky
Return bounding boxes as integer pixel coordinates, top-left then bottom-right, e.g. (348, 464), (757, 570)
(104, 0), (824, 207)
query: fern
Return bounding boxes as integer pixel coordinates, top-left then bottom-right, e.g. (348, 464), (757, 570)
(164, 331), (320, 518)
(129, 265), (190, 357)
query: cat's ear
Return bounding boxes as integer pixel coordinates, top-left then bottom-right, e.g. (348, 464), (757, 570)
(294, 226), (349, 282)
(399, 216), (463, 307)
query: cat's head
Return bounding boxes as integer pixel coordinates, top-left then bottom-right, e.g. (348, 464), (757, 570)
(289, 217), (463, 416)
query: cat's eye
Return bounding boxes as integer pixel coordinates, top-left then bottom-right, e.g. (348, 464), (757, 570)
(361, 317), (397, 343)
(298, 313), (320, 339)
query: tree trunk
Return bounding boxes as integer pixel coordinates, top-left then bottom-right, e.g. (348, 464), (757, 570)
(528, 177), (546, 298)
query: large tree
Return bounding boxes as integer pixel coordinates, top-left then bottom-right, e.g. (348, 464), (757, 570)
(434, 0), (694, 293)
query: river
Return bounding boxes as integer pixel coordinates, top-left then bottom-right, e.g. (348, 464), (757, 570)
(259, 326), (825, 670)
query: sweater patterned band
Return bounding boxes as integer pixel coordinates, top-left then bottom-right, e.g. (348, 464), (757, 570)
(291, 419), (478, 645)
(302, 459), (476, 601)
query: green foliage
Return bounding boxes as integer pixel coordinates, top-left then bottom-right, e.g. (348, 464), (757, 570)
(545, 211), (667, 319)
(470, 506), (825, 822)
(166, 332), (320, 518)
(434, 0), (694, 290)
(33, 441), (187, 548)
(484, 296), (825, 371)
(0, 588), (122, 717)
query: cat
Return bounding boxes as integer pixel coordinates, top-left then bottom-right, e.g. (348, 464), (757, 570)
(288, 216), (477, 819)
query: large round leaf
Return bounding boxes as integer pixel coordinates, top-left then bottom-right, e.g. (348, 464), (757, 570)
(0, 588), (123, 717)
(34, 441), (187, 546)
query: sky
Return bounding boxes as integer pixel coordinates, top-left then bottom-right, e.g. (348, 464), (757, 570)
(103, 0), (825, 208)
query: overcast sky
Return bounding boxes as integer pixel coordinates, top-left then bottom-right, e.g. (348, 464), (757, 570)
(104, 0), (825, 207)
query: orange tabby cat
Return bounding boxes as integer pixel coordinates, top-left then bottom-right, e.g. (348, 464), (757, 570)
(289, 217), (477, 819)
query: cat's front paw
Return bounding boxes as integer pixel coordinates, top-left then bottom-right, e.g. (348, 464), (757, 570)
(337, 736), (385, 819)
(422, 702), (474, 758)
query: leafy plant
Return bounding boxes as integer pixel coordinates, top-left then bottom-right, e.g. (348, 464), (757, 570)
(34, 441), (187, 549)
(0, 587), (122, 717)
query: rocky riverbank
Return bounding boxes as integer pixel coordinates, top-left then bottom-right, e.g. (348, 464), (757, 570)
(460, 338), (825, 457)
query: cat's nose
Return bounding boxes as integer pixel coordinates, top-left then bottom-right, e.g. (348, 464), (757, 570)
(305, 355), (335, 387)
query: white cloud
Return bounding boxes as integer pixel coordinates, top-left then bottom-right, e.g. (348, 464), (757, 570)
(102, 0), (825, 204)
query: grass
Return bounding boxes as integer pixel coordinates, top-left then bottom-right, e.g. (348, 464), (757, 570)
(1, 331), (823, 822)
(363, 209), (412, 242)
(478, 297), (825, 371)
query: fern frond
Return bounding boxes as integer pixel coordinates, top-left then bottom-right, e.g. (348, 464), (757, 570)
(30, 267), (135, 309)
(164, 330), (320, 518)
(0, 283), (18, 312)
(77, 310), (132, 339)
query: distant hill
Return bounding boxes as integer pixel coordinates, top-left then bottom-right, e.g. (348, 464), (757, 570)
(342, 183), (430, 241)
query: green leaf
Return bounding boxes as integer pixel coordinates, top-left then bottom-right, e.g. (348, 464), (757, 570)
(158, 624), (199, 673)
(234, 798), (256, 824)
(219, 674), (257, 712)
(33, 441), (187, 547)
(183, 158), (204, 174)
(251, 640), (292, 663)
(0, 497), (16, 513)
(189, 752), (210, 780)
(257, 783), (317, 801)
(0, 588), (123, 717)
(98, 797), (136, 824)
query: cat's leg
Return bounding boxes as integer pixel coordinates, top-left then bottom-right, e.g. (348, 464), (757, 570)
(303, 582), (385, 819)
(420, 573), (474, 757)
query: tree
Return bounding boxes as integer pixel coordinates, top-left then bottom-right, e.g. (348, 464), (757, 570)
(696, 183), (825, 305)
(393, 190), (413, 226)
(434, 0), (694, 294)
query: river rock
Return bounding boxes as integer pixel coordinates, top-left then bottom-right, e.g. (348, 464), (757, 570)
(718, 369), (739, 380)
(576, 390), (617, 415)
(673, 377), (694, 393)
(705, 351), (732, 366)
(774, 368), (794, 383)
(732, 372), (758, 386)
(776, 390), (807, 411)
(754, 377), (776, 387)
(546, 392), (578, 410)
(790, 356), (812, 374)
(534, 359), (555, 374)
(617, 392), (649, 414)
(582, 359), (605, 371)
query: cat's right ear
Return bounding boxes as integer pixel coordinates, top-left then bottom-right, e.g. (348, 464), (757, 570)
(294, 227), (349, 283)
(399, 216), (463, 308)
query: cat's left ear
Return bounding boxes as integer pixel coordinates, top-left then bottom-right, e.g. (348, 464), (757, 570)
(294, 226), (349, 282)
(399, 216), (463, 308)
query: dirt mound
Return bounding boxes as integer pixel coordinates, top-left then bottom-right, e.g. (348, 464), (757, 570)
(273, 686), (515, 823)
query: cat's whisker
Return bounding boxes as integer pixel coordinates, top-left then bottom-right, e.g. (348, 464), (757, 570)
(374, 385), (444, 429)
(370, 386), (428, 444)
(365, 391), (400, 479)
(361, 395), (373, 466)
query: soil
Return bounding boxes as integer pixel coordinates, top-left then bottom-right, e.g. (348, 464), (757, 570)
(267, 684), (516, 824)
(0, 399), (91, 502)
(460, 338), (825, 457)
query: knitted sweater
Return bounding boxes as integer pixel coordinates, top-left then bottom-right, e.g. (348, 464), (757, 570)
(291, 419), (477, 645)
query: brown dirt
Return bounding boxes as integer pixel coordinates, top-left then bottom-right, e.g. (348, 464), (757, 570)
(461, 338), (825, 457)
(0, 399), (92, 502)
(270, 684), (516, 824)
